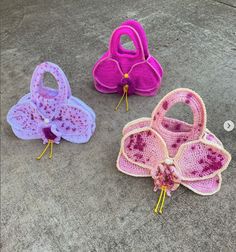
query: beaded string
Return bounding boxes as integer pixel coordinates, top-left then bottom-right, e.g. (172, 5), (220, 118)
(115, 73), (129, 112)
(115, 84), (129, 112)
(36, 140), (54, 160)
(154, 186), (167, 214)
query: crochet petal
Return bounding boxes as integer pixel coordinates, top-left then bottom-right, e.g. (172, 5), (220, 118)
(174, 140), (231, 181)
(117, 152), (151, 177)
(53, 104), (95, 143)
(204, 130), (223, 147)
(121, 127), (168, 170)
(7, 102), (43, 139)
(93, 58), (122, 91)
(129, 62), (161, 95)
(181, 174), (222, 195)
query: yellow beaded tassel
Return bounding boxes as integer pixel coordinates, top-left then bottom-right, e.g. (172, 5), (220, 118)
(36, 140), (54, 160)
(115, 73), (129, 112)
(115, 84), (129, 112)
(154, 186), (167, 214)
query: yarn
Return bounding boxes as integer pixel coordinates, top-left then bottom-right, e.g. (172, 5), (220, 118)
(117, 88), (231, 213)
(93, 20), (163, 110)
(7, 62), (96, 160)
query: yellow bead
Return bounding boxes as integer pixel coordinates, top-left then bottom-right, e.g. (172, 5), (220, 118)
(124, 73), (129, 78)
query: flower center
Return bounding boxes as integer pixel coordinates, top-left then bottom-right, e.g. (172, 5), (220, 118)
(151, 162), (180, 193)
(43, 127), (57, 140)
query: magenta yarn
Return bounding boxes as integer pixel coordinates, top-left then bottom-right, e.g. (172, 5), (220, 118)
(93, 20), (163, 97)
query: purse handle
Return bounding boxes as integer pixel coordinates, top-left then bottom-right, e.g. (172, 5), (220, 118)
(109, 25), (145, 61)
(119, 20), (149, 59)
(30, 62), (71, 103)
(151, 88), (206, 141)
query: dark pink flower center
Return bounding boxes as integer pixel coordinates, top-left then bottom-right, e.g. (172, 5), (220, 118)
(117, 77), (135, 95)
(43, 127), (57, 141)
(151, 163), (180, 192)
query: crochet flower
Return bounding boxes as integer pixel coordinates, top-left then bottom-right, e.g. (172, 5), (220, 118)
(93, 20), (163, 111)
(117, 88), (231, 214)
(7, 62), (95, 159)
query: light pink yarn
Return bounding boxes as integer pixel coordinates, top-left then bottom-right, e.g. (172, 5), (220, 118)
(117, 88), (231, 199)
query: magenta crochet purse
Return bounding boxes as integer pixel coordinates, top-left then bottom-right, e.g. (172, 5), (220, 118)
(93, 20), (163, 111)
(117, 88), (231, 214)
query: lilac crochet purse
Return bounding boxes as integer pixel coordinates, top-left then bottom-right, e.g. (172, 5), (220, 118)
(7, 62), (96, 160)
(93, 20), (163, 111)
(117, 88), (231, 214)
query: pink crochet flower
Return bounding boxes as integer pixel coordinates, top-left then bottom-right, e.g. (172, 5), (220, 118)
(93, 20), (163, 111)
(117, 88), (231, 214)
(93, 20), (163, 97)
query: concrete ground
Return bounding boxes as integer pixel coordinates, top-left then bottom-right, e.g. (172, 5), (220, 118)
(1, 0), (236, 251)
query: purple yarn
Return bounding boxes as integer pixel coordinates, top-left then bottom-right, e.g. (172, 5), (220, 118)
(7, 62), (96, 145)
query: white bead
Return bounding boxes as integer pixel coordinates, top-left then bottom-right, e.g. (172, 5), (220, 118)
(44, 118), (50, 124)
(165, 158), (174, 165)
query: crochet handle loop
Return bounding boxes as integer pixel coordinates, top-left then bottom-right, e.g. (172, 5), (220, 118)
(151, 88), (206, 139)
(109, 25), (145, 61)
(119, 20), (149, 59)
(30, 61), (71, 102)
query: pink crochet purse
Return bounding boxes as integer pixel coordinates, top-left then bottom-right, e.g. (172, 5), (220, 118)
(93, 20), (163, 111)
(117, 88), (231, 214)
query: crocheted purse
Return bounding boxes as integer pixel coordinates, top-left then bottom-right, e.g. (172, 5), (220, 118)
(93, 19), (163, 111)
(117, 88), (231, 214)
(7, 62), (96, 160)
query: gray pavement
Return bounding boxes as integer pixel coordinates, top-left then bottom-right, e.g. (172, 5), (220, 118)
(1, 0), (236, 251)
